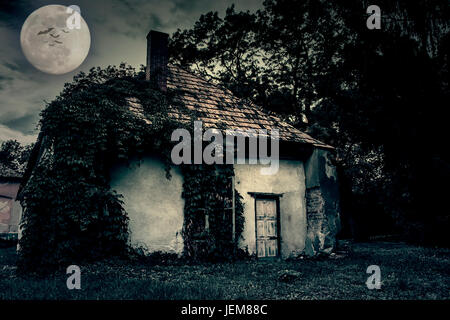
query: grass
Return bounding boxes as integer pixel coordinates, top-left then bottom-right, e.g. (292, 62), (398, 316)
(0, 241), (448, 300)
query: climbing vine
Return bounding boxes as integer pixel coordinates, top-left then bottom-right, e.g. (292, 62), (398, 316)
(18, 63), (245, 273)
(182, 164), (244, 261)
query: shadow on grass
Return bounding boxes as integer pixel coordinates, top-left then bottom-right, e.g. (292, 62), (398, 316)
(0, 241), (448, 300)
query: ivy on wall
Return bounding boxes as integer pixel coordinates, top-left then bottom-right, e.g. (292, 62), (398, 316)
(18, 64), (245, 273)
(182, 164), (244, 261)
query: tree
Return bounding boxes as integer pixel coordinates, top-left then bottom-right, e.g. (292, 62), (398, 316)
(169, 0), (450, 245)
(170, 1), (347, 126)
(256, 0), (348, 124)
(0, 140), (33, 174)
(170, 5), (263, 102)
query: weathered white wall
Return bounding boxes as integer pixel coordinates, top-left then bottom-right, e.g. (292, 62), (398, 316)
(110, 157), (307, 258)
(110, 156), (184, 254)
(234, 160), (307, 258)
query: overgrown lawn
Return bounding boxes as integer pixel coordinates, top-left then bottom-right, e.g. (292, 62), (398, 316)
(0, 241), (448, 299)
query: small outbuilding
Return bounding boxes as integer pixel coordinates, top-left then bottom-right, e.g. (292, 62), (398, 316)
(109, 31), (341, 258)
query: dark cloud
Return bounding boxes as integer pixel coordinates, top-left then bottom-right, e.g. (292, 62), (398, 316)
(3, 113), (38, 133)
(0, 73), (13, 82)
(0, 0), (263, 143)
(3, 62), (20, 71)
(0, 0), (33, 29)
(0, 0), (30, 13)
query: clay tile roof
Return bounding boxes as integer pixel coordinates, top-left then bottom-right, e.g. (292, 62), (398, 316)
(129, 65), (333, 149)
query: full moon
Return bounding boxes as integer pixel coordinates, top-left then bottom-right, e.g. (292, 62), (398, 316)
(20, 5), (91, 75)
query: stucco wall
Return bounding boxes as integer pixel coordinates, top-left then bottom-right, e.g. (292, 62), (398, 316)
(110, 157), (184, 254)
(109, 156), (332, 259)
(234, 160), (306, 258)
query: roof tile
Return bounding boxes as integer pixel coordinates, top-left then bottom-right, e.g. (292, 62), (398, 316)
(130, 65), (333, 149)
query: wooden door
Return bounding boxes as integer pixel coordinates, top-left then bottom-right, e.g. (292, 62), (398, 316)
(256, 199), (279, 258)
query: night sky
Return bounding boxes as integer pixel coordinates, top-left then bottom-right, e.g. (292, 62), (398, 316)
(0, 0), (263, 144)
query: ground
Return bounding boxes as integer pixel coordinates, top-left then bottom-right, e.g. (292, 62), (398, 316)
(0, 241), (448, 300)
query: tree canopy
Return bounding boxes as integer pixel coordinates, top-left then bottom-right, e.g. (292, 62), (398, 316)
(0, 140), (33, 175)
(170, 0), (450, 245)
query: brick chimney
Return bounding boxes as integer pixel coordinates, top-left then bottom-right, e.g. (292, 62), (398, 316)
(146, 30), (168, 91)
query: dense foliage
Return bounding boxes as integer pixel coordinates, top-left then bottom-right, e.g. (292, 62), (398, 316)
(170, 0), (450, 245)
(0, 140), (33, 174)
(18, 64), (245, 273)
(182, 164), (245, 261)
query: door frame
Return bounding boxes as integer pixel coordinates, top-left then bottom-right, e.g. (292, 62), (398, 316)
(248, 192), (283, 259)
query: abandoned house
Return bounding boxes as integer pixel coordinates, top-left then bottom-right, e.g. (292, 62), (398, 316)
(113, 30), (341, 258)
(0, 164), (22, 240)
(18, 30), (341, 259)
